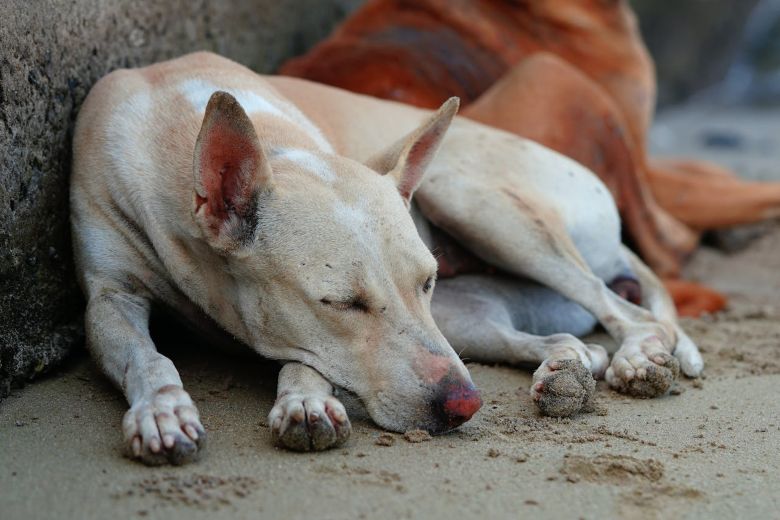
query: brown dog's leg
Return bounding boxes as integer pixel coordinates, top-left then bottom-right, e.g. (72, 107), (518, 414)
(662, 278), (727, 318)
(463, 54), (698, 276)
(650, 158), (780, 229)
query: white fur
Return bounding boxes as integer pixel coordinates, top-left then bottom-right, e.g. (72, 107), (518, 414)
(71, 53), (466, 462)
(329, 199), (385, 267)
(179, 78), (334, 152)
(106, 91), (155, 181)
(273, 148), (336, 183)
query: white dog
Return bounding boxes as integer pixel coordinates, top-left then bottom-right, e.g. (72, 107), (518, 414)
(71, 52), (701, 464)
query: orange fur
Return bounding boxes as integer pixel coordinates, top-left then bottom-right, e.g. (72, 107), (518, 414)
(662, 279), (727, 318)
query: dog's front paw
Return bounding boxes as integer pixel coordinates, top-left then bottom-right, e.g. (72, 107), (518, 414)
(606, 335), (680, 397)
(269, 393), (351, 451)
(123, 385), (205, 466)
(532, 358), (597, 417)
(530, 337), (606, 417)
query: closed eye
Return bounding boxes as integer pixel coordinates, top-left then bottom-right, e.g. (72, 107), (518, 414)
(320, 297), (370, 313)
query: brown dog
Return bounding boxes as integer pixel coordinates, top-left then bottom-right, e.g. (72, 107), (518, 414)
(281, 0), (780, 299)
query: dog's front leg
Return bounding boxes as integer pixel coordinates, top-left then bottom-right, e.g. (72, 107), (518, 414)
(433, 277), (608, 417)
(86, 288), (205, 465)
(268, 363), (351, 451)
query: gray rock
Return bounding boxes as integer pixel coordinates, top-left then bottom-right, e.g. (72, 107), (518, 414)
(631, 0), (761, 106)
(715, 0), (780, 105)
(0, 0), (363, 398)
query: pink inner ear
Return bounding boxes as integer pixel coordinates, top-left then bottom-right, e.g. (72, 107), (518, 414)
(196, 120), (258, 224)
(398, 129), (440, 201)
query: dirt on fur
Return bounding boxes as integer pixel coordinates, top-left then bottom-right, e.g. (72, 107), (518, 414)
(622, 354), (680, 398)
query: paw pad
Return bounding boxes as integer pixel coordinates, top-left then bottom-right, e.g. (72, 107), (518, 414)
(535, 359), (596, 417)
(623, 354), (680, 398)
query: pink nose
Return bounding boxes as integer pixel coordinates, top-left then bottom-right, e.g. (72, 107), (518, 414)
(437, 382), (482, 430)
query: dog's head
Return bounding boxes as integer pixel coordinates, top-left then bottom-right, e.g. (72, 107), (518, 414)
(191, 91), (480, 433)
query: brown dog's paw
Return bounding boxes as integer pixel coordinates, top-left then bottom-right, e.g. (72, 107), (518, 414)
(269, 394), (351, 451)
(532, 359), (597, 417)
(123, 385), (206, 466)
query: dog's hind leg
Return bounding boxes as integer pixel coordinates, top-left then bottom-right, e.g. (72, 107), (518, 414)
(417, 167), (689, 398)
(432, 275), (607, 417)
(462, 53), (698, 276)
(268, 363), (351, 451)
(619, 245), (704, 379)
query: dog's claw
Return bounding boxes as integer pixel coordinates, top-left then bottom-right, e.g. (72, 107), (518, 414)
(122, 385), (206, 466)
(183, 424), (199, 442)
(131, 436), (142, 457)
(269, 394), (351, 451)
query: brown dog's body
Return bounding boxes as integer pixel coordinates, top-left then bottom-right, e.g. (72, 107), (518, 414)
(281, 0), (780, 286)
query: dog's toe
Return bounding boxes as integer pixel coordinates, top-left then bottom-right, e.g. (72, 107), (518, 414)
(166, 431), (203, 465)
(532, 359), (596, 417)
(274, 413), (313, 451)
(270, 394), (351, 451)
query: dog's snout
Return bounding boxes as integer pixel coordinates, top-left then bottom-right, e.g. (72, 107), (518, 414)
(434, 380), (482, 431)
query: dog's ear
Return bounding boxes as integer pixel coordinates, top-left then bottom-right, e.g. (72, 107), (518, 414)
(366, 97), (459, 204)
(193, 91), (272, 253)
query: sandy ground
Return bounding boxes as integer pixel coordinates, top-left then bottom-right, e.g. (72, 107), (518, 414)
(2, 106), (780, 520)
